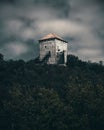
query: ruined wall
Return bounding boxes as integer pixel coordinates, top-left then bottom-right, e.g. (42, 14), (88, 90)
(39, 39), (56, 64)
(39, 39), (68, 64)
(55, 39), (68, 64)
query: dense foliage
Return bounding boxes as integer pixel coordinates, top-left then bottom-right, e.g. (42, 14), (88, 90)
(0, 54), (104, 130)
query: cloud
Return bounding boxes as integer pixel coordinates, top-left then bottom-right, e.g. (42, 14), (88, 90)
(4, 19), (23, 37)
(36, 19), (85, 36)
(0, 0), (104, 62)
(77, 48), (102, 58)
(68, 0), (104, 62)
(79, 49), (104, 62)
(0, 42), (29, 59)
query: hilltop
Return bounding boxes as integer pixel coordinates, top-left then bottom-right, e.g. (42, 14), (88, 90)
(0, 54), (104, 130)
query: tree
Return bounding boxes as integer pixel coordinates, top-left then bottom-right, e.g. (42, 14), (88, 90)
(0, 53), (3, 61)
(99, 61), (103, 66)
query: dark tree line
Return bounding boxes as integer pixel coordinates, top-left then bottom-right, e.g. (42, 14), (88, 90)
(0, 53), (104, 130)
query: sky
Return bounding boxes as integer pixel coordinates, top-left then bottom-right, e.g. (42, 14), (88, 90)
(0, 0), (104, 62)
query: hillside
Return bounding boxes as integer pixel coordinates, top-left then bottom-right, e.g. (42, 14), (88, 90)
(0, 54), (104, 130)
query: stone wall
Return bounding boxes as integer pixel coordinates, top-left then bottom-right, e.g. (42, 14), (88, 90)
(55, 39), (68, 64)
(39, 39), (56, 64)
(39, 39), (68, 64)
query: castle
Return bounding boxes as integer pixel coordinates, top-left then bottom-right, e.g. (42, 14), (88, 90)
(39, 33), (68, 65)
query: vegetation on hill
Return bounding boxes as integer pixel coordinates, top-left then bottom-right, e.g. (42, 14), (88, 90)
(0, 54), (104, 130)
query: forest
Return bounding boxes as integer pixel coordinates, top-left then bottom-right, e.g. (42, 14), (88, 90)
(0, 53), (104, 130)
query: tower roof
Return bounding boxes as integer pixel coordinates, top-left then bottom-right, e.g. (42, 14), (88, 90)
(39, 33), (67, 43)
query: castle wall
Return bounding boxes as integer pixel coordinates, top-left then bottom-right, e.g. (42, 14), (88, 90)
(39, 38), (68, 64)
(55, 39), (68, 64)
(39, 40), (56, 64)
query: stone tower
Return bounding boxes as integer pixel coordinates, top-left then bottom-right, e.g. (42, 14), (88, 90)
(39, 33), (68, 65)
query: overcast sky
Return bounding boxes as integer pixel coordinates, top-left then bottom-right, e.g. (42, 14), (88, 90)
(0, 0), (104, 62)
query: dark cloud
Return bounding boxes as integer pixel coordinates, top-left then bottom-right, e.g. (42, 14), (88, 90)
(0, 0), (14, 3)
(0, 0), (104, 62)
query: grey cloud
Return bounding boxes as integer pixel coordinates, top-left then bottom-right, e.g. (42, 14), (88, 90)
(0, 41), (28, 59)
(68, 0), (104, 61)
(0, 0), (104, 62)
(0, 0), (70, 17)
(0, 40), (39, 60)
